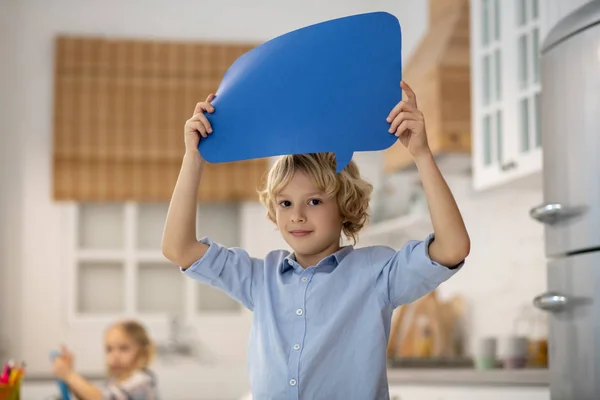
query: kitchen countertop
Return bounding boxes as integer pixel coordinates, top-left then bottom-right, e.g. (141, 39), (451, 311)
(387, 368), (549, 387)
(24, 368), (549, 387)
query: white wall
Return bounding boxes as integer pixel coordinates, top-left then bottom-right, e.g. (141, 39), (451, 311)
(0, 0), (24, 361)
(437, 175), (548, 355)
(0, 0), (431, 397)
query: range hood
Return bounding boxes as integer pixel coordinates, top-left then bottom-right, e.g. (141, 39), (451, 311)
(383, 0), (472, 173)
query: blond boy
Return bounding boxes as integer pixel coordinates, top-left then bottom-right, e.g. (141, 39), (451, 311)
(162, 82), (470, 400)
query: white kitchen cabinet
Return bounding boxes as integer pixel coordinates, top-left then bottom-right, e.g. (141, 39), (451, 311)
(389, 384), (549, 400)
(470, 0), (542, 191)
(470, 0), (594, 191)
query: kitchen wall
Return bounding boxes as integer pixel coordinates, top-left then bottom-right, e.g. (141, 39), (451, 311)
(432, 174), (548, 347)
(0, 0), (24, 362)
(0, 0), (549, 396)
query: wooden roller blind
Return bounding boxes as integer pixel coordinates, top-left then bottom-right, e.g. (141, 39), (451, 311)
(52, 36), (269, 202)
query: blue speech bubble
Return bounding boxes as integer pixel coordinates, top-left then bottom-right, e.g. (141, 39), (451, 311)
(198, 12), (402, 173)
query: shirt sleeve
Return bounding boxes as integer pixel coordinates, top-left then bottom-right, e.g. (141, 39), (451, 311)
(181, 237), (265, 311)
(102, 371), (157, 400)
(370, 233), (464, 309)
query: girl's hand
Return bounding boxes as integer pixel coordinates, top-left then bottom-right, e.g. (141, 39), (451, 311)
(60, 345), (74, 369)
(386, 81), (432, 159)
(184, 93), (216, 157)
(52, 356), (73, 381)
(52, 345), (75, 380)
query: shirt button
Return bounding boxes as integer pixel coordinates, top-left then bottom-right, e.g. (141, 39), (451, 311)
(289, 379), (297, 386)
(296, 308), (303, 316)
(301, 277), (308, 283)
(293, 344), (301, 350)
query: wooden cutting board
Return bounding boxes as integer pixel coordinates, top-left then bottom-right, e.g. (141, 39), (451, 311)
(387, 291), (465, 358)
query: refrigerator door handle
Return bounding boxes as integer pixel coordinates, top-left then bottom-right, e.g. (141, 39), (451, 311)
(529, 203), (585, 224)
(533, 291), (569, 312)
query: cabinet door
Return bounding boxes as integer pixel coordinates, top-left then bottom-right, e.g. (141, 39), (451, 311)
(471, 0), (512, 190)
(471, 0), (542, 191)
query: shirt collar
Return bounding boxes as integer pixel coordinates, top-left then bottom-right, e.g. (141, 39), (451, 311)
(280, 245), (354, 273)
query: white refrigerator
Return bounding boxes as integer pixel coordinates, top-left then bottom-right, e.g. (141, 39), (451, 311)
(530, 1), (600, 399)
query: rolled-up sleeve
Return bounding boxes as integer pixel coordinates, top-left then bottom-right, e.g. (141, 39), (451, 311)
(371, 234), (464, 309)
(182, 237), (264, 311)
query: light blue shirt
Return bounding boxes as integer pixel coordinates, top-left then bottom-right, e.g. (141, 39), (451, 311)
(183, 234), (462, 400)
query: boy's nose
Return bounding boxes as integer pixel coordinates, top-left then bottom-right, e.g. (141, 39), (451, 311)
(291, 209), (306, 223)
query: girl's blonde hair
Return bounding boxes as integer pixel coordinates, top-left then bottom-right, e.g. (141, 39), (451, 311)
(258, 152), (373, 244)
(109, 320), (155, 369)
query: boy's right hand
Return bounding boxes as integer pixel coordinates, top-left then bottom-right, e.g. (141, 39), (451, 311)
(184, 93), (216, 157)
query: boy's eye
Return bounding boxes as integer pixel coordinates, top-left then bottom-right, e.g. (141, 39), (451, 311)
(308, 199), (321, 206)
(279, 200), (291, 207)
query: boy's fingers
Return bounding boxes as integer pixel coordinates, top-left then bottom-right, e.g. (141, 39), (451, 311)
(193, 102), (203, 115)
(401, 81), (418, 108)
(387, 101), (417, 122)
(394, 120), (415, 137)
(389, 112), (417, 133)
(193, 102), (214, 115)
(192, 113), (213, 133)
(191, 121), (209, 138)
(193, 95), (215, 115)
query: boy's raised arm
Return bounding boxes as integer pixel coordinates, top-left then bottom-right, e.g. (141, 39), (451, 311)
(162, 95), (216, 269)
(387, 81), (470, 267)
(415, 152), (470, 267)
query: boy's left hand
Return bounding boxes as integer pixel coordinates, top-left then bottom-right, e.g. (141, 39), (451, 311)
(386, 81), (431, 158)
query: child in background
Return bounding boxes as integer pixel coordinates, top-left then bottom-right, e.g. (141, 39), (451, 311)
(52, 320), (159, 400)
(162, 81), (470, 399)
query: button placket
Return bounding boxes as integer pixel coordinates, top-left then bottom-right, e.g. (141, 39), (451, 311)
(287, 269), (314, 396)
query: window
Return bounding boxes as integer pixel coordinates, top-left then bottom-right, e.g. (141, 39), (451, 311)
(67, 202), (243, 324)
(516, 0), (542, 152)
(479, 0), (503, 167)
(519, 97), (530, 152)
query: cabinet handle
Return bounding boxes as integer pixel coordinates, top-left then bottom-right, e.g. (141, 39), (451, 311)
(500, 161), (517, 171)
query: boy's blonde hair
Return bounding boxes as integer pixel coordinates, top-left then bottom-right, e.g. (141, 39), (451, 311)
(109, 320), (155, 369)
(258, 152), (373, 244)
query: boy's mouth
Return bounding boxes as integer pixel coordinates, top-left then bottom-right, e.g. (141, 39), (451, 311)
(289, 230), (313, 237)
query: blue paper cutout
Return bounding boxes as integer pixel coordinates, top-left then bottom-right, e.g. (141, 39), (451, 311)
(198, 11), (402, 173)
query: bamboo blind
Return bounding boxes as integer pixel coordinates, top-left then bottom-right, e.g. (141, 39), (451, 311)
(52, 36), (268, 202)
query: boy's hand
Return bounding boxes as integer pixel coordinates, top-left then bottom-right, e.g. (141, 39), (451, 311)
(184, 93), (215, 157)
(386, 81), (431, 159)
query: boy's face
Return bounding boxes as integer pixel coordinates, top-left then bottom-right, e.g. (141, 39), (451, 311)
(275, 171), (343, 266)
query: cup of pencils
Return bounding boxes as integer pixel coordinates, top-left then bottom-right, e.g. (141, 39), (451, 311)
(0, 360), (25, 400)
